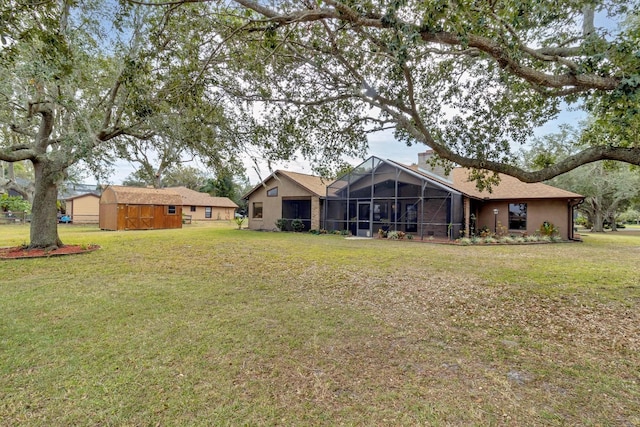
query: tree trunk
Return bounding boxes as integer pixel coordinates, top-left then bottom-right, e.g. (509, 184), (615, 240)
(591, 209), (605, 232)
(29, 160), (64, 249)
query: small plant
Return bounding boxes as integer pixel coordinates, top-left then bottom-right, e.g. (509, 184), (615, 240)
(484, 236), (497, 244)
(478, 225), (492, 237)
(340, 229), (350, 236)
(515, 236), (525, 243)
(406, 234), (414, 240)
(539, 221), (559, 237)
(470, 236), (482, 244)
(291, 218), (304, 232)
(275, 218), (287, 231)
(387, 231), (406, 240)
(234, 216), (246, 230)
(459, 237), (472, 246)
(496, 221), (508, 237)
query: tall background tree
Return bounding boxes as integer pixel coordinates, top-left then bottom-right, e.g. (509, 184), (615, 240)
(0, 1), (238, 249)
(215, 0), (639, 187)
(521, 125), (640, 231)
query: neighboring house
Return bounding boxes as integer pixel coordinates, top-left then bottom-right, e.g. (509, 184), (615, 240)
(99, 185), (182, 231)
(243, 170), (328, 231)
(168, 186), (238, 221)
(65, 192), (100, 224)
(325, 151), (583, 240)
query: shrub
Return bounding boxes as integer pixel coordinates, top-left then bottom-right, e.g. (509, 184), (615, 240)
(275, 218), (287, 231)
(387, 231), (406, 240)
(291, 218), (304, 232)
(539, 221), (559, 237)
(459, 237), (472, 246)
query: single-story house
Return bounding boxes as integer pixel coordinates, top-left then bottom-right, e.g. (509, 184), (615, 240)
(247, 151), (583, 240)
(243, 170), (328, 231)
(99, 185), (183, 231)
(168, 186), (238, 221)
(65, 192), (100, 224)
(325, 151), (583, 240)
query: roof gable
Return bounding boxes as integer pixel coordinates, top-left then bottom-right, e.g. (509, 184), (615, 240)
(243, 170), (328, 199)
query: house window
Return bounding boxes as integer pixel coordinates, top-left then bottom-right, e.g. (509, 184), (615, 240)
(253, 202), (263, 219)
(190, 206), (196, 212)
(267, 187), (278, 197)
(509, 203), (527, 230)
(205, 207), (212, 219)
(168, 205), (177, 215)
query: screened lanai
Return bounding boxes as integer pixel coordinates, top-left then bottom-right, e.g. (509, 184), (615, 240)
(324, 157), (464, 239)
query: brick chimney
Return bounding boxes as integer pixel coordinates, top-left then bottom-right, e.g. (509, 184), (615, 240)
(417, 150), (450, 180)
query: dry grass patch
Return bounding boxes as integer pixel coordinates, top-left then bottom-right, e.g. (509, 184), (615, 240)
(0, 223), (639, 425)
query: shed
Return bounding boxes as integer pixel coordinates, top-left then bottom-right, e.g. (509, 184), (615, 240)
(99, 186), (183, 231)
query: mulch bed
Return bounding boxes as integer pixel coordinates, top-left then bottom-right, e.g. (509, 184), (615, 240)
(0, 244), (100, 260)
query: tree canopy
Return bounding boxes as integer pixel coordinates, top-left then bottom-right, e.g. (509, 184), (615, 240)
(212, 0), (639, 186)
(0, 1), (239, 248)
(521, 124), (640, 231)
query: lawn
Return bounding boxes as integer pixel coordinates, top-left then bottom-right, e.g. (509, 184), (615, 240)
(1, 222), (639, 426)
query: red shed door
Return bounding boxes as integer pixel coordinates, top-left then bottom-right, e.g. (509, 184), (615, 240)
(140, 205), (154, 229)
(125, 205), (139, 230)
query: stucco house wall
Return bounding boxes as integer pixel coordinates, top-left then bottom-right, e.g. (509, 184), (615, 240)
(476, 199), (575, 240)
(245, 171), (326, 231)
(65, 193), (100, 223)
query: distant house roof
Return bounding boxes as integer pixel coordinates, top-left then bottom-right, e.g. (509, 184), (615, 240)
(65, 192), (101, 201)
(102, 185), (182, 205)
(168, 186), (238, 208)
(243, 170), (328, 199)
(59, 183), (101, 200)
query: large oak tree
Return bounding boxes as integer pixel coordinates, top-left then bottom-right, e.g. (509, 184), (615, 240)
(0, 1), (236, 248)
(214, 0), (639, 186)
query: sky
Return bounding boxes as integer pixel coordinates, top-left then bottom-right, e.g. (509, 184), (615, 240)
(104, 104), (586, 186)
(98, 6), (614, 187)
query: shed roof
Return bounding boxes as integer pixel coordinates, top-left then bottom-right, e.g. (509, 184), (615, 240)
(168, 186), (238, 208)
(103, 185), (182, 205)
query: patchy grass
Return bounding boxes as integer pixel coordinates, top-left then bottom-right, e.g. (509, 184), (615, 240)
(1, 223), (639, 425)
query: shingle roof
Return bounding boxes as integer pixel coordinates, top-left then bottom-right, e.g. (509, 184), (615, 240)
(449, 168), (583, 199)
(406, 165), (583, 200)
(65, 192), (101, 201)
(275, 170), (328, 196)
(168, 186), (238, 208)
(243, 170), (328, 199)
(106, 186), (182, 205)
